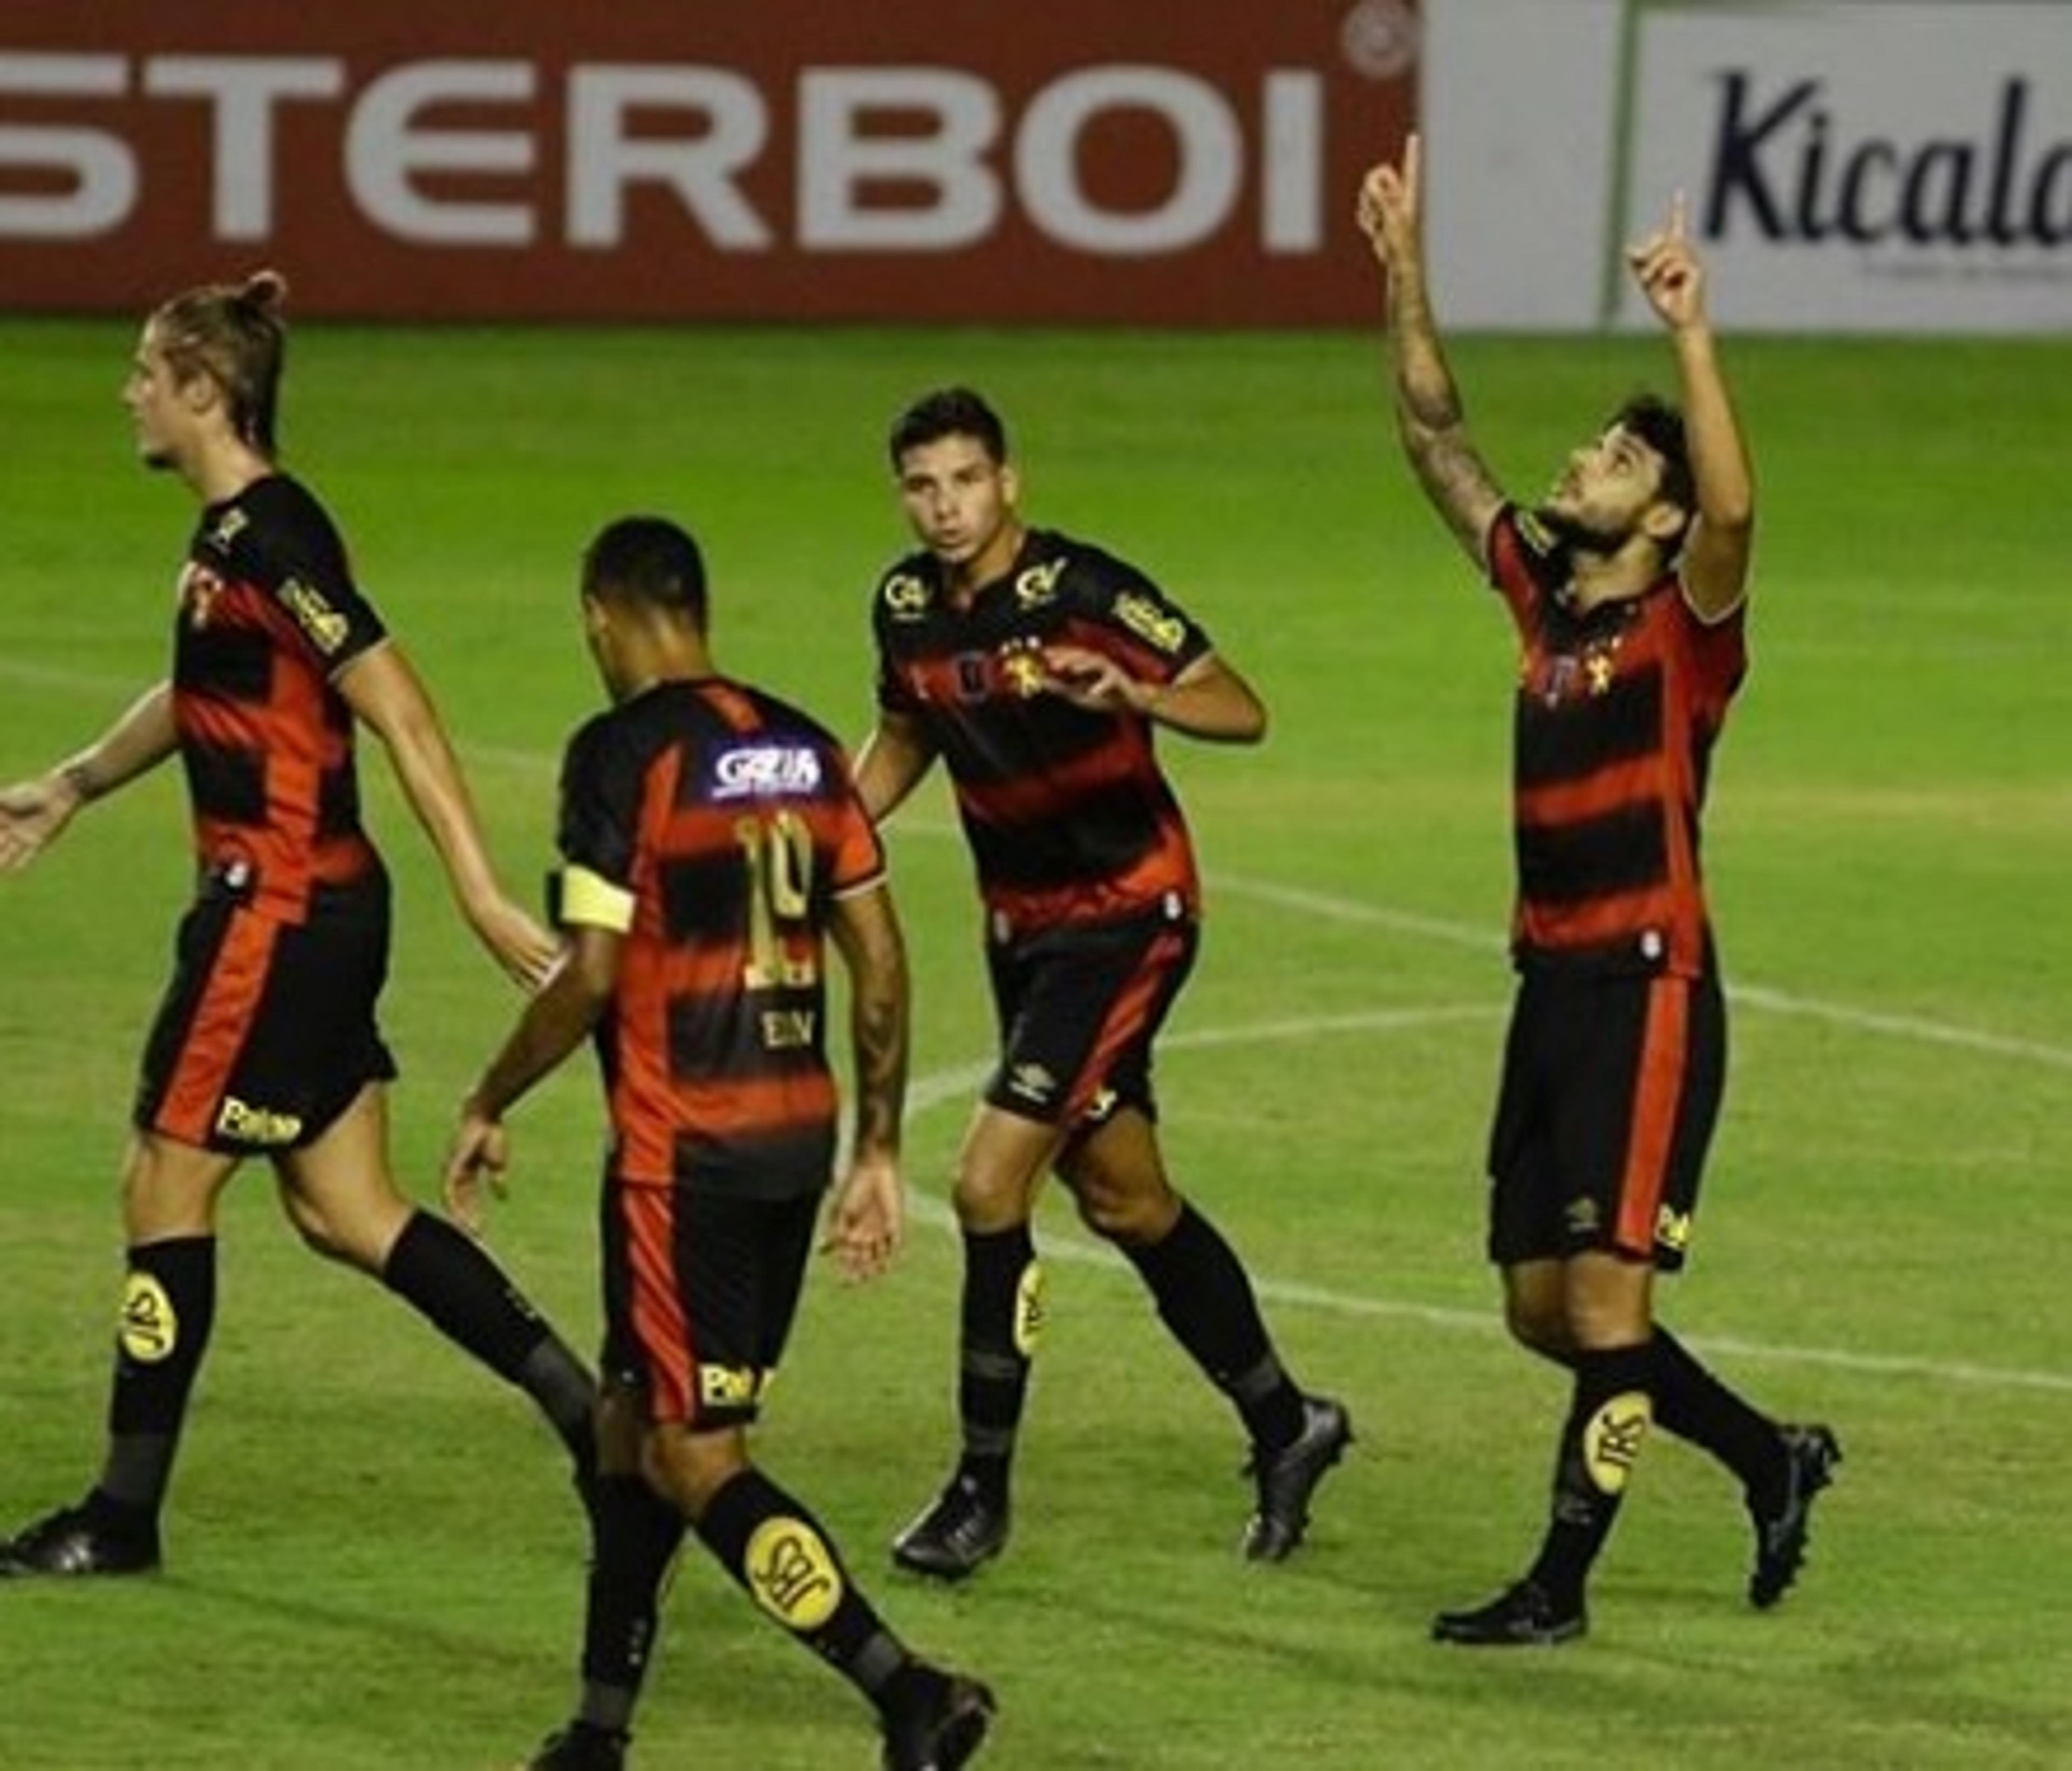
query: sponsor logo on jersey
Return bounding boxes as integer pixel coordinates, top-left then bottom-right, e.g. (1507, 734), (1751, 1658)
(119, 1273), (177, 1363)
(1583, 1391), (1653, 1495)
(205, 508), (250, 555)
(711, 744), (823, 801)
(1112, 589), (1187, 654)
(1014, 558), (1064, 607)
(882, 573), (931, 618)
(215, 1095), (305, 1146)
(746, 1517), (843, 1632)
(278, 576), (351, 655)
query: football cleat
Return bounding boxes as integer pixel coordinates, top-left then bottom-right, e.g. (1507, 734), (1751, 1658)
(0, 1501), (160, 1579)
(1241, 1395), (1353, 1562)
(881, 1666), (996, 1771)
(890, 1474), (1009, 1582)
(1431, 1577), (1587, 1647)
(519, 1721), (628, 1771)
(1748, 1423), (1843, 1609)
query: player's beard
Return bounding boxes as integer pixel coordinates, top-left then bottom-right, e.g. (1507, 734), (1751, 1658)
(1530, 503), (1631, 581)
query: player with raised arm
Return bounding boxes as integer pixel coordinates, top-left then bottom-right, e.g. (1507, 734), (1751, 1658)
(1356, 138), (1839, 1644)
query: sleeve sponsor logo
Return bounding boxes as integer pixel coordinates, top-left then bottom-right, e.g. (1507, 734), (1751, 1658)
(1113, 588), (1187, 653)
(278, 575), (351, 654)
(711, 743), (824, 801)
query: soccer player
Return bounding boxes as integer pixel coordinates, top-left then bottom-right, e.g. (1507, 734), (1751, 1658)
(0, 271), (595, 1578)
(445, 516), (992, 1771)
(856, 386), (1351, 1582)
(1355, 136), (1841, 1644)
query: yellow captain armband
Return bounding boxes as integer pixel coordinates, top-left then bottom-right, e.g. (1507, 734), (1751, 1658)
(556, 864), (636, 933)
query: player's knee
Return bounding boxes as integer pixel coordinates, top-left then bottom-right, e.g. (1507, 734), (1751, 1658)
(950, 1160), (1029, 1231)
(644, 1423), (747, 1520)
(1504, 1299), (1573, 1361)
(1069, 1169), (1178, 1246)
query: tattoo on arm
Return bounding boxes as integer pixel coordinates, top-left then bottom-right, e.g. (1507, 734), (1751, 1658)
(60, 761), (99, 804)
(1405, 421), (1505, 562)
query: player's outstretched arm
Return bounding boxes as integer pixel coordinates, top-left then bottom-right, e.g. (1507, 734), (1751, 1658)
(1355, 133), (1507, 566)
(1628, 194), (1756, 620)
(824, 878), (909, 1282)
(0, 682), (177, 874)
(338, 641), (558, 988)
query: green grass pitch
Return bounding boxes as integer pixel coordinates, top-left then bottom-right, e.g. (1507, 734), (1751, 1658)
(1, 317), (2068, 1768)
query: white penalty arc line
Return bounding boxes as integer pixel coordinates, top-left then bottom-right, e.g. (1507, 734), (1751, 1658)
(901, 1005), (2072, 1399)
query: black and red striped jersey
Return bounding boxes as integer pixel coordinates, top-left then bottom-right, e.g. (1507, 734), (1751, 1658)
(554, 676), (886, 1198)
(871, 527), (1208, 935)
(172, 474), (386, 918)
(1488, 506), (1747, 977)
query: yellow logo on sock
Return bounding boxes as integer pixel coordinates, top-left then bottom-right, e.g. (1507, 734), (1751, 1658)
(1584, 1391), (1653, 1494)
(1013, 1261), (1047, 1358)
(746, 1517), (843, 1632)
(119, 1274), (178, 1364)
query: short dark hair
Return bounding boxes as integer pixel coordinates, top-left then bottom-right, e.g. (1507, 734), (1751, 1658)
(582, 516), (708, 631)
(1610, 393), (1694, 548)
(888, 386), (1008, 468)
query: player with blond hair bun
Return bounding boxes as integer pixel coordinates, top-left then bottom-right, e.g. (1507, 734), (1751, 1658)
(0, 270), (595, 1578)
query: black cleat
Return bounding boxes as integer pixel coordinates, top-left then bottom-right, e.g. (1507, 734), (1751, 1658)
(881, 1666), (996, 1771)
(891, 1474), (1009, 1582)
(0, 1502), (160, 1579)
(519, 1721), (627, 1770)
(1241, 1395), (1353, 1562)
(1748, 1423), (1842, 1609)
(1431, 1577), (1587, 1647)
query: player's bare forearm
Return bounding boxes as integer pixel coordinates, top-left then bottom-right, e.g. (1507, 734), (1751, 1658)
(831, 883), (909, 1164)
(853, 713), (937, 823)
(2, 682), (178, 871)
(1388, 280), (1503, 563)
(465, 935), (615, 1123)
(1669, 320), (1755, 617)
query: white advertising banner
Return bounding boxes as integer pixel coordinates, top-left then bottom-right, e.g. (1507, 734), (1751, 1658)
(1426, 0), (2072, 333)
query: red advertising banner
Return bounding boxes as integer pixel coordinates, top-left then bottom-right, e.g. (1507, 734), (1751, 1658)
(0, 1), (1419, 324)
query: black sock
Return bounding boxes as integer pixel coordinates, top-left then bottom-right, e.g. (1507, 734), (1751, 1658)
(1649, 1328), (1788, 1498)
(95, 1235), (218, 1522)
(1526, 1341), (1656, 1606)
(955, 1225), (1039, 1504)
(381, 1211), (595, 1460)
(1119, 1203), (1305, 1452)
(574, 1474), (688, 1734)
(694, 1467), (910, 1705)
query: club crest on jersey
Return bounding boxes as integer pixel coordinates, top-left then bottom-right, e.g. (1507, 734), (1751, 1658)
(710, 744), (823, 801)
(181, 563), (227, 629)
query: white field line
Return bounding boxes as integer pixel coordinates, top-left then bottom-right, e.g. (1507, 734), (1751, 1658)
(904, 1010), (2072, 1398)
(8, 658), (2067, 1392)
